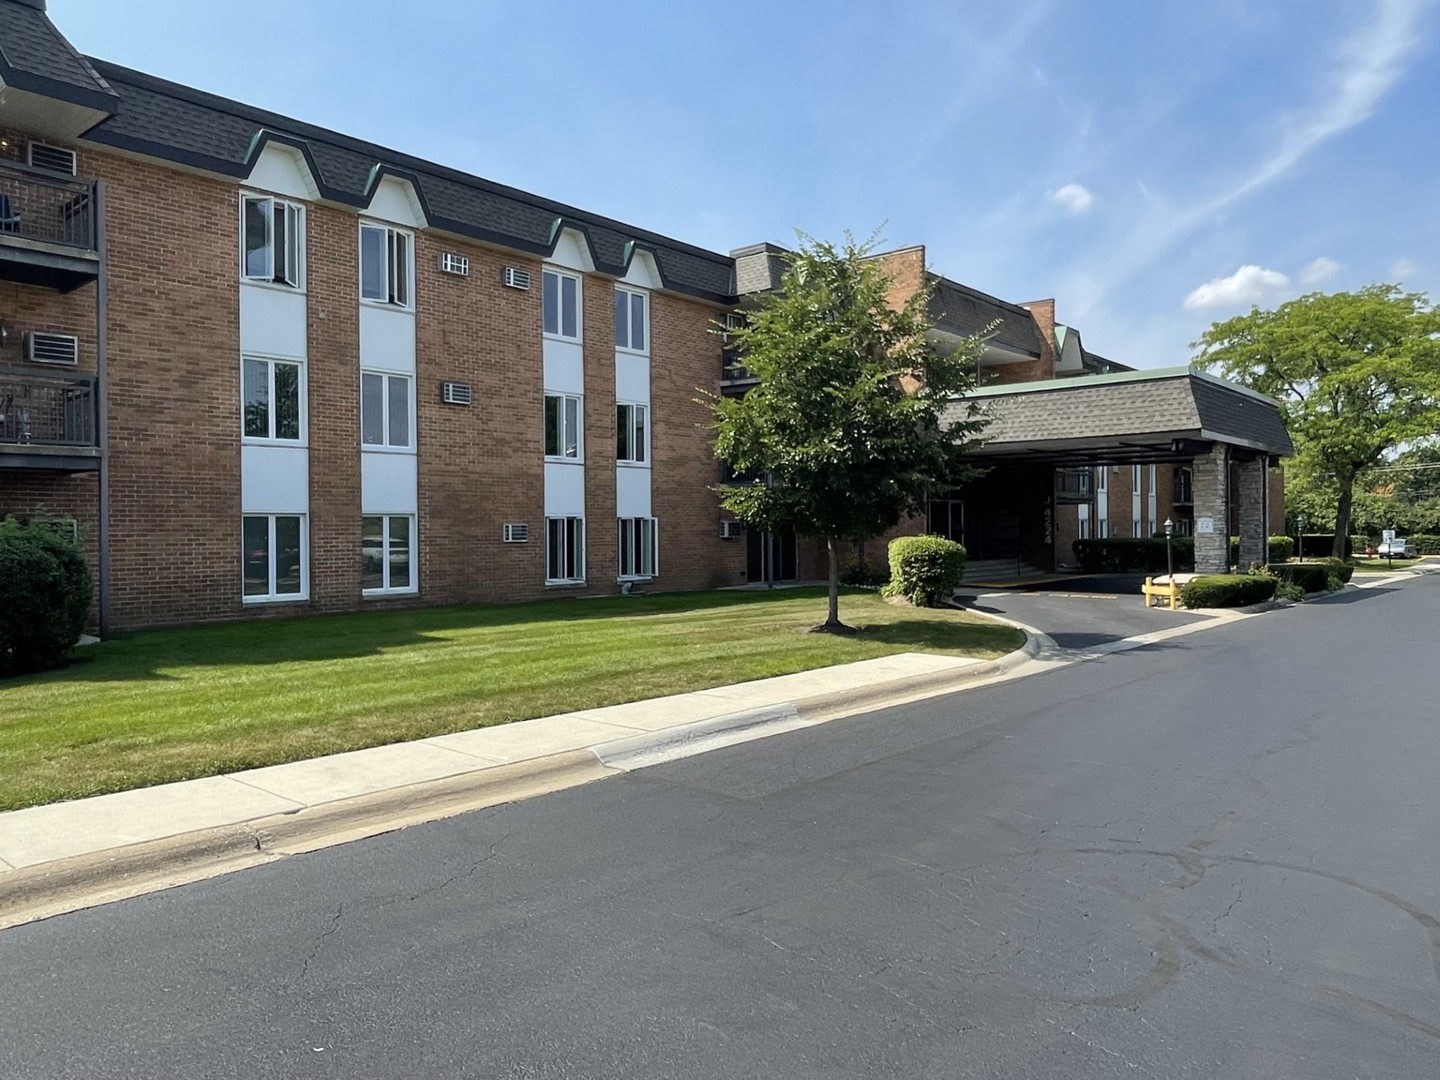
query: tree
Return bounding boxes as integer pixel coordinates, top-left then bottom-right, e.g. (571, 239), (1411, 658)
(710, 233), (988, 631)
(1193, 285), (1440, 559)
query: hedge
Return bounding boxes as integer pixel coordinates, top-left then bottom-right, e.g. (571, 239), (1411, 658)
(1294, 533), (1353, 559)
(885, 535), (966, 607)
(1229, 536), (1295, 564)
(1073, 537), (1194, 573)
(0, 516), (93, 676)
(1180, 574), (1278, 609)
(1269, 562), (1329, 593)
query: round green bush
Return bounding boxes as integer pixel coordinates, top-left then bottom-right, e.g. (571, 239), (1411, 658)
(886, 534), (966, 607)
(0, 517), (93, 676)
(1179, 573), (1277, 609)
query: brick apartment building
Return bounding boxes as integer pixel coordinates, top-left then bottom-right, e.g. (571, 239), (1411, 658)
(0, 0), (1288, 633)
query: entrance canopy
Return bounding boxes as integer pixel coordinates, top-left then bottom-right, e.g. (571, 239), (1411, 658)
(948, 367), (1294, 465)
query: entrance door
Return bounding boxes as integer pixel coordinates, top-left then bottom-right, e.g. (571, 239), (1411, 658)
(746, 528), (799, 582)
(927, 499), (964, 543)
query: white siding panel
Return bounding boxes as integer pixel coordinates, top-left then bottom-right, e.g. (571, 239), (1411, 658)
(544, 462), (585, 517)
(365, 176), (426, 229)
(360, 304), (416, 373)
(616, 466), (652, 519)
(240, 285), (307, 358)
(615, 352), (649, 403)
(543, 338), (585, 395)
(245, 143), (319, 201)
(621, 250), (663, 289)
(361, 452), (418, 515)
(547, 229), (595, 273)
(242, 445), (309, 513)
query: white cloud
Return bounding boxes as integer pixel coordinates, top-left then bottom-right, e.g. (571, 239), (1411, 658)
(1390, 257), (1420, 280)
(1299, 256), (1342, 286)
(1049, 182), (1095, 215)
(1183, 265), (1292, 310)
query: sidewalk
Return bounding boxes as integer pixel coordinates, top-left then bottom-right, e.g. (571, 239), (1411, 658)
(0, 646), (1041, 928)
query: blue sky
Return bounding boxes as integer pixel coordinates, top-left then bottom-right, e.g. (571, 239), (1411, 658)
(58, 0), (1439, 368)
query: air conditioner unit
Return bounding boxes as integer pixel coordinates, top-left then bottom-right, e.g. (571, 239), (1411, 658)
(440, 252), (469, 276)
(25, 332), (80, 365)
(27, 142), (77, 176)
(720, 520), (745, 539)
(503, 267), (532, 290)
(502, 523), (530, 543)
(441, 380), (472, 405)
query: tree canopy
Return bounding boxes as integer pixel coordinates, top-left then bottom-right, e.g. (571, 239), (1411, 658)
(711, 233), (988, 629)
(1193, 284), (1440, 557)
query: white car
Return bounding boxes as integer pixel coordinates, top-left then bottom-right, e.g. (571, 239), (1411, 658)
(1376, 538), (1418, 558)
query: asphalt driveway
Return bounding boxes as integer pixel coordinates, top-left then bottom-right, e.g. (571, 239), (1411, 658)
(956, 573), (1210, 651)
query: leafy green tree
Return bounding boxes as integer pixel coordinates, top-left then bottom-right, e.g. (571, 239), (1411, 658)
(1194, 285), (1440, 558)
(711, 233), (988, 631)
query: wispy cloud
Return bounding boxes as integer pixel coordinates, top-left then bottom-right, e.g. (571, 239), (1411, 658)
(1390, 257), (1421, 280)
(1184, 265), (1291, 310)
(1299, 256), (1342, 285)
(1049, 183), (1096, 215)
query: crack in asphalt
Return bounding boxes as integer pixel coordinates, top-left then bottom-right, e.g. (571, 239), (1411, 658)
(295, 903), (344, 984)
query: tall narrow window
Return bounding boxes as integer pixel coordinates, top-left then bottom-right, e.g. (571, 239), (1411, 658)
(615, 287), (648, 352)
(361, 515), (416, 594)
(243, 514), (306, 601)
(544, 393), (582, 459)
(546, 516), (585, 583)
(241, 195), (303, 287)
(617, 517), (658, 578)
(542, 269), (581, 340)
(242, 357), (303, 441)
(361, 372), (413, 449)
(616, 402), (648, 464)
(360, 223), (412, 307)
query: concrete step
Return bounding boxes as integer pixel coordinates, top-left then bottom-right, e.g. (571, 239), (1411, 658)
(965, 558), (1045, 581)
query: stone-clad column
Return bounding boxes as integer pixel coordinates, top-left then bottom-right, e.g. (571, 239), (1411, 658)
(1191, 444), (1230, 573)
(1236, 456), (1267, 569)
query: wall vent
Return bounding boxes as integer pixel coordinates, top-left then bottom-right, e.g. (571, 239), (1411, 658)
(720, 520), (746, 539)
(502, 523), (530, 543)
(441, 380), (472, 406)
(503, 267), (532, 290)
(27, 142), (77, 176)
(440, 252), (469, 276)
(25, 332), (80, 365)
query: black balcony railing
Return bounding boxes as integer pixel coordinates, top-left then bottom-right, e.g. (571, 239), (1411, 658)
(0, 164), (96, 251)
(721, 347), (756, 383)
(1173, 466), (1194, 506)
(1056, 467), (1095, 501)
(0, 368), (98, 447)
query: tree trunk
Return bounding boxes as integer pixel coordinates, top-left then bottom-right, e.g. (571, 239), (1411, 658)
(1333, 480), (1354, 560)
(826, 535), (841, 627)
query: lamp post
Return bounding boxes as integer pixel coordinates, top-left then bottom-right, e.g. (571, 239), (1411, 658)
(1164, 517), (1175, 580)
(1296, 512), (1306, 560)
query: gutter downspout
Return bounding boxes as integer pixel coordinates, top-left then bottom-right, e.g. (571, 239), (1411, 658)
(95, 180), (110, 638)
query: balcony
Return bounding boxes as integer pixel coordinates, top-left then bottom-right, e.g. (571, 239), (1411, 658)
(0, 367), (100, 471)
(0, 163), (100, 293)
(720, 347), (758, 394)
(1055, 467), (1095, 503)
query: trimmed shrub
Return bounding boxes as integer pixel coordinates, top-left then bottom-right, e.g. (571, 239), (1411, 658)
(1073, 537), (1195, 574)
(1268, 562), (1330, 593)
(1180, 574), (1277, 609)
(886, 535), (965, 607)
(1321, 558), (1354, 587)
(1408, 533), (1440, 555)
(0, 516), (93, 676)
(1274, 580), (1306, 603)
(1229, 536), (1296, 565)
(839, 560), (890, 588)
(1295, 533), (1352, 559)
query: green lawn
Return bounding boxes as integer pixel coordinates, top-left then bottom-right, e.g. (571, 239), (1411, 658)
(1350, 558), (1427, 573)
(0, 588), (1023, 811)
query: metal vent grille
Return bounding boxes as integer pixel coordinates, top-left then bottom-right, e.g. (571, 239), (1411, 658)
(27, 143), (77, 176)
(442, 381), (472, 406)
(440, 252), (470, 276)
(503, 267), (532, 290)
(502, 523), (530, 543)
(25, 332), (80, 365)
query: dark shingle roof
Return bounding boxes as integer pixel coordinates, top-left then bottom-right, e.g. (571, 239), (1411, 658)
(928, 276), (1042, 357)
(1191, 375), (1293, 453)
(79, 60), (736, 301)
(0, 1), (116, 112)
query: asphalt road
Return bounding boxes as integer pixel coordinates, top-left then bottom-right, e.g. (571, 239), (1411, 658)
(3, 578), (1437, 1079)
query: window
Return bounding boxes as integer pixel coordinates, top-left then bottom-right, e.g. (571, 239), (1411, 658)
(361, 371), (412, 449)
(617, 517), (658, 579)
(544, 393), (582, 459)
(616, 402), (647, 464)
(243, 514), (305, 601)
(1077, 503), (1091, 541)
(242, 195), (303, 287)
(242, 356), (303, 441)
(546, 516), (585, 583)
(362, 515), (415, 594)
(1096, 466), (1108, 493)
(542, 268), (580, 339)
(615, 287), (648, 352)
(360, 223), (411, 307)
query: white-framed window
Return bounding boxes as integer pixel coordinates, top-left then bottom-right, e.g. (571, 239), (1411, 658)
(1095, 466), (1108, 493)
(618, 517), (658, 579)
(546, 516), (585, 583)
(616, 401), (648, 464)
(361, 371), (413, 450)
(542, 268), (581, 340)
(544, 392), (583, 459)
(614, 286), (648, 352)
(241, 194), (304, 288)
(362, 514), (416, 595)
(242, 355), (304, 443)
(1077, 503), (1091, 541)
(1147, 464), (1158, 533)
(360, 222), (412, 308)
(243, 514), (307, 602)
